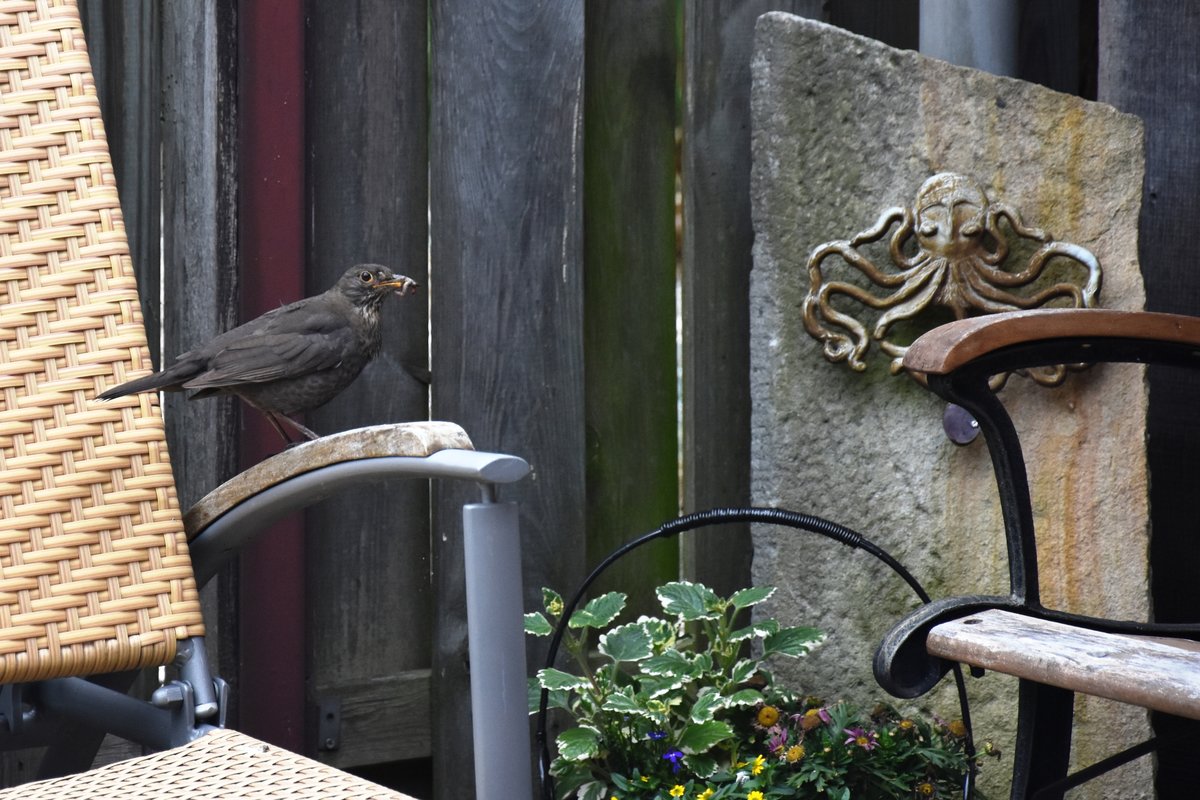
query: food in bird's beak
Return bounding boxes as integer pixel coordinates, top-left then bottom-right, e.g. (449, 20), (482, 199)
(384, 276), (420, 296)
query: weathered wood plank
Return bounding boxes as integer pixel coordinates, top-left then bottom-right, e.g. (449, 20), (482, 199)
(583, 1), (678, 614)
(827, 0), (918, 49)
(313, 670), (432, 769)
(1017, 0), (1095, 98)
(928, 610), (1200, 720)
(1097, 2), (1200, 790)
(78, 0), (161, 367)
(160, 0), (241, 713)
(304, 0), (431, 765)
(429, 1), (586, 796)
(681, 0), (820, 597)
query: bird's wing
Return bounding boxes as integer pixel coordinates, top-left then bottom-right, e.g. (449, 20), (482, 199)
(181, 306), (354, 389)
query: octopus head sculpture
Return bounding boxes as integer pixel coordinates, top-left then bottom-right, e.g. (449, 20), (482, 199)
(801, 172), (1101, 386)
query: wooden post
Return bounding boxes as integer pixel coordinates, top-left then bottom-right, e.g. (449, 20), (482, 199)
(583, 0), (679, 614)
(160, 0), (241, 710)
(305, 0), (433, 768)
(429, 1), (586, 796)
(681, 1), (821, 597)
(79, 0), (162, 367)
(1097, 2), (1200, 792)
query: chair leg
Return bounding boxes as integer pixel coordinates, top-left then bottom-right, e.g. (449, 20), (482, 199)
(35, 671), (140, 779)
(1010, 679), (1074, 800)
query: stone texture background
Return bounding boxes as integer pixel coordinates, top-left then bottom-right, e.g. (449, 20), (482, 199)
(749, 13), (1149, 797)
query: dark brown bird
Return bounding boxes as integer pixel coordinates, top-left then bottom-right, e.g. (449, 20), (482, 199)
(99, 264), (419, 443)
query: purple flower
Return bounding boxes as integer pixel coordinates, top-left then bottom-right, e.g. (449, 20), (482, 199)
(767, 725), (789, 754)
(663, 748), (685, 773)
(844, 727), (879, 751)
(647, 730), (667, 741)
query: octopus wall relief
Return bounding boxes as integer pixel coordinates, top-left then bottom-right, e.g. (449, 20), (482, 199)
(802, 172), (1102, 387)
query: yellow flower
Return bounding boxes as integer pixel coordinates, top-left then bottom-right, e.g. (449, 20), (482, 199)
(916, 781), (936, 797)
(751, 754), (766, 775)
(756, 704), (780, 727)
(800, 708), (823, 730)
(748, 792), (766, 800)
(698, 791), (714, 800)
(947, 719), (967, 738)
(785, 743), (805, 762)
(669, 786), (686, 798)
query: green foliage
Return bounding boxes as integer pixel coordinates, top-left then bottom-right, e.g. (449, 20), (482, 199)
(529, 581), (992, 800)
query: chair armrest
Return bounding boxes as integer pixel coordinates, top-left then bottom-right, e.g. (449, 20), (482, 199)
(183, 421), (530, 586)
(903, 308), (1200, 377)
(928, 609), (1200, 720)
(183, 420), (472, 536)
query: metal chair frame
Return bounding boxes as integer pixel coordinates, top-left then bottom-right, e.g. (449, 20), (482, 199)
(875, 312), (1200, 799)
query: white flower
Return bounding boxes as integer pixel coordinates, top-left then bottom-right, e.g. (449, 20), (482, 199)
(735, 770), (750, 786)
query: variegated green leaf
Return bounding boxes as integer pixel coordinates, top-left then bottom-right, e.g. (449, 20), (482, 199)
(677, 720), (734, 754)
(524, 611), (553, 637)
(598, 622), (653, 662)
(569, 591), (626, 629)
(657, 581), (722, 621)
(537, 667), (590, 691)
(729, 585), (775, 610)
(556, 726), (601, 761)
(764, 625), (825, 658)
(690, 690), (724, 722)
(729, 619), (780, 642)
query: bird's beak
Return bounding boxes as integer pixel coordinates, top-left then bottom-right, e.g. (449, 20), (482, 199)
(379, 275), (420, 296)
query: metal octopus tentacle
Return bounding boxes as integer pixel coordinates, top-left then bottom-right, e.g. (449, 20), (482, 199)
(799, 172), (1102, 386)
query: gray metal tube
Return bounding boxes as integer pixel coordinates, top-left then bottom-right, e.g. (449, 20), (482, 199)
(919, 0), (1018, 77)
(188, 450), (530, 585)
(462, 500), (532, 799)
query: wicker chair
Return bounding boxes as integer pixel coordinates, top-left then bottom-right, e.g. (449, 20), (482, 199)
(0, 1), (530, 796)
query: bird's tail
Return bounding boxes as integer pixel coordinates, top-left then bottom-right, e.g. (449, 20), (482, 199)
(97, 370), (180, 400)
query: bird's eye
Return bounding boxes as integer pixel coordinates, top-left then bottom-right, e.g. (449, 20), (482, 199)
(359, 270), (373, 283)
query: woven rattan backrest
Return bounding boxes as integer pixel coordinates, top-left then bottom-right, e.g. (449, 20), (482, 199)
(0, 0), (204, 683)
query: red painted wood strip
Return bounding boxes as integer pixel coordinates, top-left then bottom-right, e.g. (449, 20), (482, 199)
(236, 0), (307, 755)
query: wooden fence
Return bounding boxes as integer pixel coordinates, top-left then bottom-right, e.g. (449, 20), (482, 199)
(1, 1), (1185, 798)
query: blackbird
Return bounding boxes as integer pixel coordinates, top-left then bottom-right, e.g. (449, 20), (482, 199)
(99, 264), (419, 443)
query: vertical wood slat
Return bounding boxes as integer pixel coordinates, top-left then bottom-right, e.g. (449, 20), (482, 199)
(1097, 2), (1200, 793)
(826, 0), (918, 49)
(583, 1), (679, 615)
(78, 0), (161, 366)
(429, 1), (586, 797)
(160, 0), (241, 711)
(304, 0), (432, 768)
(681, 0), (820, 597)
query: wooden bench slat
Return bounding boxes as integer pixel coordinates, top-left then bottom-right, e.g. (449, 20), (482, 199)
(927, 609), (1200, 720)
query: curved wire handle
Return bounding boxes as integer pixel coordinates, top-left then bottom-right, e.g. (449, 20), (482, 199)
(536, 506), (977, 800)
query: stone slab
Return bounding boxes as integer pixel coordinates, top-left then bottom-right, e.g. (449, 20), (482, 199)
(750, 13), (1148, 798)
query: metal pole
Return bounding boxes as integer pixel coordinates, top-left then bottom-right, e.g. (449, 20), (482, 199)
(919, 0), (1018, 77)
(463, 498), (532, 799)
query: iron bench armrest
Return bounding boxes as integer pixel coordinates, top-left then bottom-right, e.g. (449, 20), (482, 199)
(877, 307), (1200, 800)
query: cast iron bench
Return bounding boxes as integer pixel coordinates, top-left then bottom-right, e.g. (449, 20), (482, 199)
(874, 308), (1200, 800)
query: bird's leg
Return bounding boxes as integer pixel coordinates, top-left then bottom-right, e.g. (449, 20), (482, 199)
(260, 411), (296, 445)
(274, 412), (319, 441)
